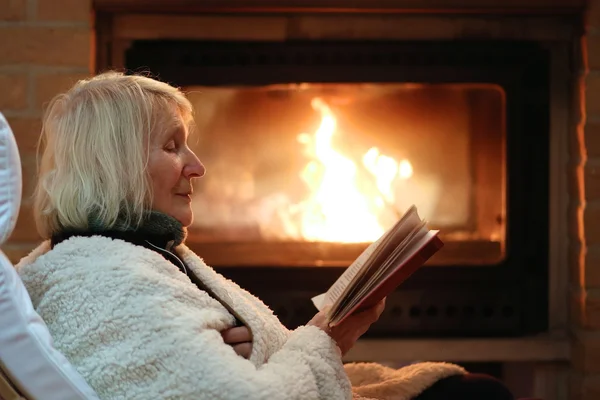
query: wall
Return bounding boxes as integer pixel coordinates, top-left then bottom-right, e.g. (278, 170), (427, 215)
(571, 2), (600, 399)
(0, 0), (93, 260)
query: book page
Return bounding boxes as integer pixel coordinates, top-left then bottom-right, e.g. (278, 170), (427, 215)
(312, 205), (422, 314)
(318, 233), (386, 308)
(328, 207), (422, 315)
(341, 222), (429, 311)
(335, 223), (428, 319)
(311, 293), (326, 311)
(361, 222), (428, 295)
(330, 230), (440, 326)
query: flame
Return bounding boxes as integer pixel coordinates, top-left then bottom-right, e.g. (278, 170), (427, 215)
(296, 98), (412, 242)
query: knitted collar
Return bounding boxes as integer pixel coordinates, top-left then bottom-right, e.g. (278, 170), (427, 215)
(50, 211), (186, 250)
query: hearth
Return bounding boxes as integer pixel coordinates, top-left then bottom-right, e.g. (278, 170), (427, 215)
(121, 39), (550, 337)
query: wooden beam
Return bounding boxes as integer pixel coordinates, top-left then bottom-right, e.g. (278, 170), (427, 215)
(93, 0), (586, 15)
(111, 14), (578, 43)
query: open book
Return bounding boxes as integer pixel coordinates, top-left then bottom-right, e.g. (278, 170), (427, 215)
(311, 205), (443, 327)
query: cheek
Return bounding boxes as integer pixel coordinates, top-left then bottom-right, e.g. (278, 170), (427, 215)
(148, 153), (184, 193)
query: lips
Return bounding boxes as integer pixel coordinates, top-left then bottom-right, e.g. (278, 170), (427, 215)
(176, 193), (192, 203)
(175, 182), (193, 198)
(175, 187), (192, 196)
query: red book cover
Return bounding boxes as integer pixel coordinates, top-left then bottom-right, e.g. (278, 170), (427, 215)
(330, 234), (444, 327)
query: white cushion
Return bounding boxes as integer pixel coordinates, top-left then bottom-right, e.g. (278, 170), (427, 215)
(0, 113), (99, 400)
(0, 113), (21, 244)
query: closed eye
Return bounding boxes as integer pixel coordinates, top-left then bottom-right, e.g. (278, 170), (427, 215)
(164, 140), (177, 152)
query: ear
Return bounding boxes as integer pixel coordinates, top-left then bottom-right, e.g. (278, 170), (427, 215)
(0, 113), (23, 245)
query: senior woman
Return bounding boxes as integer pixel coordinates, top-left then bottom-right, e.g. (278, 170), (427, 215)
(16, 72), (513, 400)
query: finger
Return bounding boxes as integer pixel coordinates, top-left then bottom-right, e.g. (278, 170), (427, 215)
(343, 309), (377, 327)
(366, 297), (386, 318)
(353, 300), (386, 323)
(221, 327), (252, 344)
(222, 327), (252, 343)
(375, 297), (386, 316)
(369, 306), (384, 322)
(233, 342), (253, 359)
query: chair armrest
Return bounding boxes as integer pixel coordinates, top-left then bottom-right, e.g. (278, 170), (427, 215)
(0, 363), (25, 400)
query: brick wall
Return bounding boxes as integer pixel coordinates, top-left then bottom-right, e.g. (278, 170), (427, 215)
(571, 1), (600, 399)
(0, 0), (93, 261)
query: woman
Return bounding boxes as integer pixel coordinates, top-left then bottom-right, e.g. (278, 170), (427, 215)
(16, 72), (513, 399)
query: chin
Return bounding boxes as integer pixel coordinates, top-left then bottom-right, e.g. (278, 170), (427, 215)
(175, 212), (194, 227)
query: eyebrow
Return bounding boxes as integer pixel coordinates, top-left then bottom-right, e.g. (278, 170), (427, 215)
(168, 123), (188, 140)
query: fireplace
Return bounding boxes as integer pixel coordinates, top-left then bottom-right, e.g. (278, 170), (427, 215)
(184, 80), (505, 263)
(119, 39), (551, 337)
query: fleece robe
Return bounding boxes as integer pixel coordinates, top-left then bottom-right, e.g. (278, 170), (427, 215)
(17, 237), (464, 400)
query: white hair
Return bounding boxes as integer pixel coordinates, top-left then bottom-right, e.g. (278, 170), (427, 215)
(34, 71), (193, 238)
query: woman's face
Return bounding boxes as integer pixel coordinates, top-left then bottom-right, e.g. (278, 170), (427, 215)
(147, 107), (205, 227)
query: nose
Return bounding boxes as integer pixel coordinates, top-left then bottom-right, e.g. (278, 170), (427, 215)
(183, 148), (206, 179)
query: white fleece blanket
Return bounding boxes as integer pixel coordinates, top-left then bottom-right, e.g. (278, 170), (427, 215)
(16, 237), (464, 400)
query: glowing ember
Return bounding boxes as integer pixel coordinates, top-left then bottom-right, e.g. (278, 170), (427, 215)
(295, 98), (412, 243)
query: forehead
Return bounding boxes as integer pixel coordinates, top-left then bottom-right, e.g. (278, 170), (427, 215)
(151, 105), (189, 141)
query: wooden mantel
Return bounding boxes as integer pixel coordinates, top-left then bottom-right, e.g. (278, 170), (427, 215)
(345, 335), (570, 363)
(93, 0), (586, 15)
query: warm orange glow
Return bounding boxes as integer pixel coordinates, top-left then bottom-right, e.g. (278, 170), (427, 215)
(296, 98), (412, 242)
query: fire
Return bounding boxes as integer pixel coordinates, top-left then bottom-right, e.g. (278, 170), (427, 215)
(296, 98), (413, 242)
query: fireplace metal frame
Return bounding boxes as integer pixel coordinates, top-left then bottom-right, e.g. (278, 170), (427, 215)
(121, 40), (547, 337)
(95, 11), (576, 338)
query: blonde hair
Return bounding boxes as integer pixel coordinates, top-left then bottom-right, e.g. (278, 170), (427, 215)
(34, 71), (193, 239)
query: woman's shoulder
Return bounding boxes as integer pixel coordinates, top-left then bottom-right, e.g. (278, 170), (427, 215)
(19, 235), (141, 264)
(17, 235), (183, 282)
(16, 235), (211, 310)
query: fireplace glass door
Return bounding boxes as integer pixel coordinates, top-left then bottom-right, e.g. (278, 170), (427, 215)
(185, 83), (506, 266)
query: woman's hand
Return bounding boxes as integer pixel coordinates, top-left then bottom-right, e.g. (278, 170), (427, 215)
(307, 298), (386, 356)
(221, 326), (253, 359)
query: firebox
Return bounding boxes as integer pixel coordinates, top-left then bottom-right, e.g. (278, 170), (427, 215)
(124, 40), (549, 337)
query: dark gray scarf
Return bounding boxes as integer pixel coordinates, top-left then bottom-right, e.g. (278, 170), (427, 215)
(51, 211), (186, 250)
